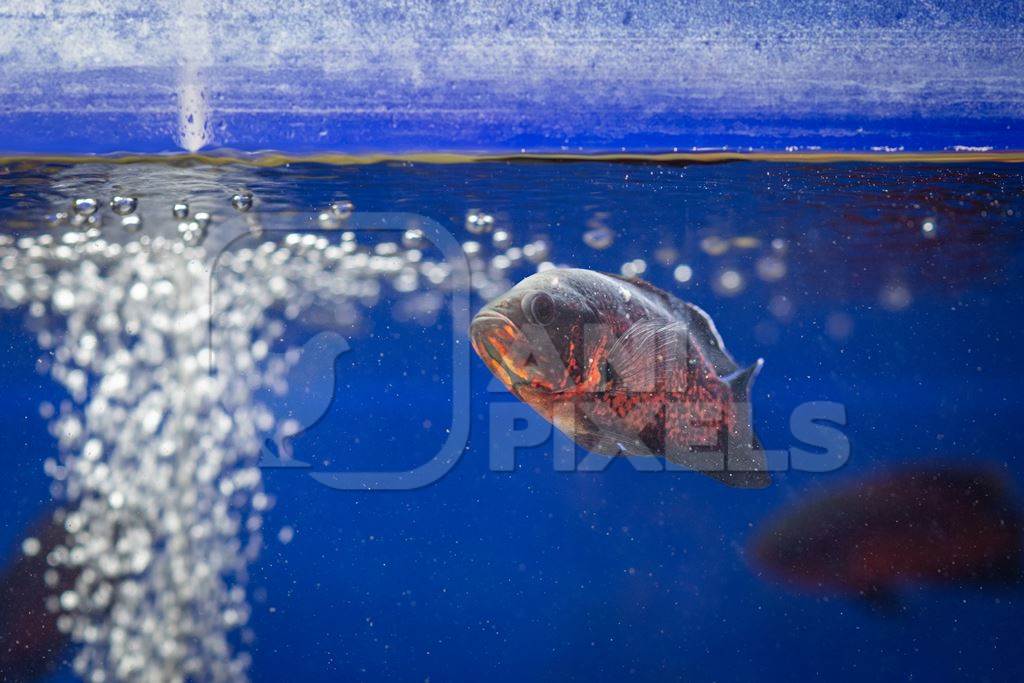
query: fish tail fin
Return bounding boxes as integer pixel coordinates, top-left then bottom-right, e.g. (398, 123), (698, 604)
(717, 359), (771, 489)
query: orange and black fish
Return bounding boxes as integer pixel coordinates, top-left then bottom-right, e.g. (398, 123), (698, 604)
(470, 268), (770, 488)
(749, 465), (1024, 607)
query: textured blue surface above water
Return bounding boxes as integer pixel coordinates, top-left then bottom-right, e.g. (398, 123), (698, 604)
(1, 1), (1023, 153)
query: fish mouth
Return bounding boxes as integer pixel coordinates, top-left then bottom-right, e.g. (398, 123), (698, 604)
(470, 310), (531, 388)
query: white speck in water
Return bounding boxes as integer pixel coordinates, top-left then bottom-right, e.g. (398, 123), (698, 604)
(922, 220), (937, 238)
(172, 202), (189, 219)
(277, 526), (295, 544)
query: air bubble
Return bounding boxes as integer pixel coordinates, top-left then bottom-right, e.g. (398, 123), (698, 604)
(73, 198), (98, 216)
(172, 202), (189, 219)
(673, 264), (693, 283)
(317, 211), (341, 230)
(713, 269), (745, 296)
(402, 228), (425, 249)
(22, 536), (41, 557)
(700, 236), (729, 256)
(756, 256), (786, 282)
(522, 240), (549, 264)
(109, 196), (137, 216)
(330, 199), (354, 220)
(466, 210), (494, 234)
(231, 192), (253, 212)
(620, 259), (647, 278)
(492, 229), (512, 250)
(121, 215), (143, 232)
(583, 226), (614, 250)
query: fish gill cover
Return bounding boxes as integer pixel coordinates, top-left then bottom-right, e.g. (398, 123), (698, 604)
(0, 0), (1022, 153)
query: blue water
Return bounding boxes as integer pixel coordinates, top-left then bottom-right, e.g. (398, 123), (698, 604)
(1, 158), (1023, 681)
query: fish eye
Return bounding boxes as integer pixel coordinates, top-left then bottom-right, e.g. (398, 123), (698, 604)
(522, 291), (556, 326)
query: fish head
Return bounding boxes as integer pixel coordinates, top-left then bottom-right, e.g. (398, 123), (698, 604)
(470, 270), (609, 400)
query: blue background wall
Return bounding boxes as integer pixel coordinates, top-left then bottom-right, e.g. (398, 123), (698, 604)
(0, 1), (1022, 154)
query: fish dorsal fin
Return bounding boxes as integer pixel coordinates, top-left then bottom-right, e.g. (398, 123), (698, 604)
(679, 301), (739, 376)
(604, 273), (738, 376)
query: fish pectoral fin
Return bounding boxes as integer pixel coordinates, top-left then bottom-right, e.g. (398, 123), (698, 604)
(575, 427), (651, 457)
(574, 431), (623, 456)
(605, 320), (690, 392)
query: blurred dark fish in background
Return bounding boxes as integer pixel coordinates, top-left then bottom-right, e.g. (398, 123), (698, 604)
(0, 509), (73, 681)
(749, 466), (1024, 609)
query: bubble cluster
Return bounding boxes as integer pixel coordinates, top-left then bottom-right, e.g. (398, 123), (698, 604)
(0, 187), (539, 682)
(465, 210), (494, 235)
